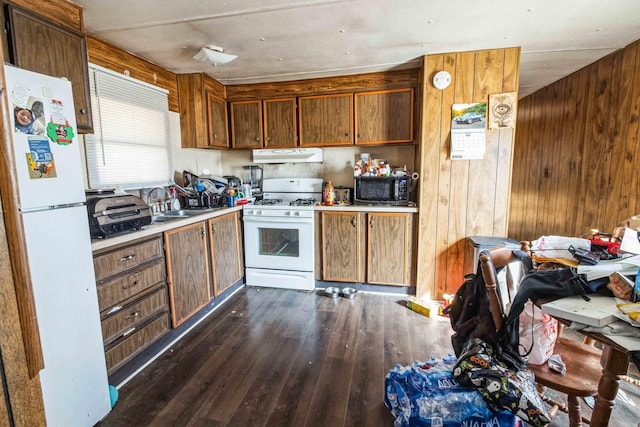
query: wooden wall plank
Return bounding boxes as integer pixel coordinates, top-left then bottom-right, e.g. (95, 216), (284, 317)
(415, 55), (443, 299)
(544, 81), (566, 234)
(510, 39), (640, 240)
(436, 54), (460, 293)
(626, 43), (640, 217)
(604, 51), (627, 224)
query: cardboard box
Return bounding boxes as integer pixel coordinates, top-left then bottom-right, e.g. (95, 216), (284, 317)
(406, 297), (441, 318)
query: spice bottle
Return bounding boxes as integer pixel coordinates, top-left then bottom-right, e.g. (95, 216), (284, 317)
(324, 181), (335, 206)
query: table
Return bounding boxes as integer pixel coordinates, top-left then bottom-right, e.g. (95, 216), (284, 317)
(574, 329), (631, 427)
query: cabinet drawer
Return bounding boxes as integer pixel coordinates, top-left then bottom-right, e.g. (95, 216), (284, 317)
(94, 237), (163, 282)
(97, 259), (166, 311)
(101, 286), (168, 345)
(105, 313), (170, 374)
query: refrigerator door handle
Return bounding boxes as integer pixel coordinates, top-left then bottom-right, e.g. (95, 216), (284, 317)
(20, 202), (86, 214)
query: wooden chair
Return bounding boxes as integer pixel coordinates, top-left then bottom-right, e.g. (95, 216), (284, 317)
(479, 247), (603, 427)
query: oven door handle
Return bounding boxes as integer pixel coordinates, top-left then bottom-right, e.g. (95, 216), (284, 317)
(243, 216), (313, 224)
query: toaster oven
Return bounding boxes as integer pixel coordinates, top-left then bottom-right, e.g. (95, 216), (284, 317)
(86, 193), (152, 238)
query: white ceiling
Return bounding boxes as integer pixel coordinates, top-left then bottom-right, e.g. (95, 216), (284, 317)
(74, 0), (640, 98)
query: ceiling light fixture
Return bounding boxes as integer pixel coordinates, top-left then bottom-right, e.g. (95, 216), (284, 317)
(193, 45), (237, 65)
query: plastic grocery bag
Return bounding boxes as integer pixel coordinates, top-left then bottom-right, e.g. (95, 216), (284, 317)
(384, 356), (522, 427)
(530, 235), (591, 262)
(519, 301), (558, 365)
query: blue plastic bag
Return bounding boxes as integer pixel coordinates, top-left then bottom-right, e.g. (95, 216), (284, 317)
(384, 356), (521, 427)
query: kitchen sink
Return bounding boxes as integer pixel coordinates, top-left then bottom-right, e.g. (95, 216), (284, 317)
(162, 209), (206, 217)
(151, 208), (224, 223)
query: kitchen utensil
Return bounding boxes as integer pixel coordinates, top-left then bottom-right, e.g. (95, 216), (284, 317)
(223, 175), (242, 189)
(243, 165), (263, 189)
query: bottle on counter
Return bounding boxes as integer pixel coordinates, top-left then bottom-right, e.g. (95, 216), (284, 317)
(324, 180), (335, 206)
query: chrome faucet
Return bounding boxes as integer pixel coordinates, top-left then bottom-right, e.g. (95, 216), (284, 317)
(147, 186), (171, 215)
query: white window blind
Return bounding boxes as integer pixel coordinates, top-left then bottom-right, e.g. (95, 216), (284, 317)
(85, 64), (172, 189)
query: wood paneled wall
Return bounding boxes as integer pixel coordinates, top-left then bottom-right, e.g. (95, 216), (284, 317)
(416, 48), (520, 299)
(509, 40), (640, 240)
(87, 36), (180, 112)
(226, 69), (420, 100)
(7, 0), (82, 32)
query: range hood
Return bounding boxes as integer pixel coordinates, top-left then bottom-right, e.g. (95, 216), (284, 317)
(252, 148), (323, 164)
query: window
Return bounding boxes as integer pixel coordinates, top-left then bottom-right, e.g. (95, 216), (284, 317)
(85, 64), (172, 189)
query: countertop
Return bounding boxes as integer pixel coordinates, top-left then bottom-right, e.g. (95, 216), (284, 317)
(91, 203), (418, 252)
(91, 205), (243, 252)
(314, 204), (418, 213)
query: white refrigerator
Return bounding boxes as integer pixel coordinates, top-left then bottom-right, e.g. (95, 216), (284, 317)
(4, 65), (111, 426)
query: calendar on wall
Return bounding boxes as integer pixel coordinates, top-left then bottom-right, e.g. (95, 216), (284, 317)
(451, 128), (486, 160)
(451, 102), (487, 160)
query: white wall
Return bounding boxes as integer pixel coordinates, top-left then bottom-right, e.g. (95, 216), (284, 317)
(220, 145), (416, 188)
(169, 112), (222, 184)
(81, 111), (416, 191)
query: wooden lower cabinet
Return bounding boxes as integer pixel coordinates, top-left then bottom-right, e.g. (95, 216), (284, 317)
(165, 221), (211, 327)
(93, 235), (170, 375)
(366, 212), (411, 285)
(321, 211), (412, 286)
(104, 314), (169, 373)
(209, 211), (243, 296)
(322, 211), (363, 282)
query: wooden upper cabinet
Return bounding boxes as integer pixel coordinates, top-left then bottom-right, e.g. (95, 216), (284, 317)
(177, 73), (229, 149)
(230, 100), (262, 149)
(355, 88), (414, 145)
(6, 5), (93, 132)
(207, 92), (229, 148)
(230, 98), (297, 149)
(298, 93), (353, 146)
(263, 98), (297, 148)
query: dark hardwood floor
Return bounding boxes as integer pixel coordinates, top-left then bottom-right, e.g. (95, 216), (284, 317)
(98, 287), (453, 426)
(98, 287), (640, 427)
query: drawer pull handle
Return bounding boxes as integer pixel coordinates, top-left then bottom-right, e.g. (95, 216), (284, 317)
(125, 310), (140, 319)
(119, 254), (135, 262)
(122, 279), (139, 290)
(122, 327), (136, 337)
(351, 216), (357, 227)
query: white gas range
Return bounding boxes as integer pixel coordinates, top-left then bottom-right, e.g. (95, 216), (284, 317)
(242, 178), (323, 290)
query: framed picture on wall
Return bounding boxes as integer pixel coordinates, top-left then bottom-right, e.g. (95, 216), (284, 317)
(488, 92), (517, 129)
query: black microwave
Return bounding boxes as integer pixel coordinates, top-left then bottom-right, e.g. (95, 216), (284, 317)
(354, 176), (410, 206)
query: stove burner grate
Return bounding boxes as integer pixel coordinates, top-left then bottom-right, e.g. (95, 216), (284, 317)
(254, 198), (283, 206)
(290, 198), (317, 206)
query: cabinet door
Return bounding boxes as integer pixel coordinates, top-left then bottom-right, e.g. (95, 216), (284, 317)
(263, 98), (297, 148)
(355, 89), (414, 145)
(298, 93), (353, 146)
(207, 92), (229, 148)
(209, 212), (243, 296)
(165, 222), (211, 327)
(321, 211), (363, 282)
(7, 5), (93, 132)
(230, 100), (262, 149)
(367, 213), (410, 286)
